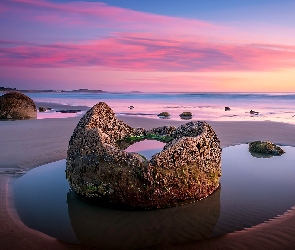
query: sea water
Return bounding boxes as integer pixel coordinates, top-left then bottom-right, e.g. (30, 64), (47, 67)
(23, 92), (295, 124)
(13, 144), (295, 249)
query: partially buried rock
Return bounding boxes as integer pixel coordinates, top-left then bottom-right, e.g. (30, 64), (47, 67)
(38, 106), (47, 112)
(249, 141), (285, 156)
(250, 110), (259, 115)
(157, 112), (170, 118)
(0, 92), (37, 119)
(179, 111), (193, 119)
(56, 110), (81, 113)
(225, 107), (231, 111)
(66, 102), (222, 209)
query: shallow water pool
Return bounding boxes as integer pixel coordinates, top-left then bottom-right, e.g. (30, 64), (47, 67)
(13, 144), (295, 249)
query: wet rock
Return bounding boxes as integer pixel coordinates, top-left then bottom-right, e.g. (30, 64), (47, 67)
(66, 102), (221, 209)
(249, 141), (285, 156)
(0, 92), (37, 119)
(250, 110), (259, 115)
(179, 112), (193, 120)
(157, 112), (170, 118)
(56, 110), (81, 113)
(38, 106), (47, 112)
(225, 107), (231, 111)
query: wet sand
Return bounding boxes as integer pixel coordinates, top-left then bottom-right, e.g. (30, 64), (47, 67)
(1, 109), (295, 249)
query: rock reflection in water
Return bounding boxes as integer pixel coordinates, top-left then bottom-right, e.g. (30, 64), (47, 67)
(67, 188), (220, 250)
(249, 151), (273, 158)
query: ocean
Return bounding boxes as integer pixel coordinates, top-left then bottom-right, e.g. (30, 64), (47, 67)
(22, 92), (295, 124)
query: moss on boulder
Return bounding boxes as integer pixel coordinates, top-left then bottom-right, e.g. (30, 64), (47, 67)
(157, 112), (170, 117)
(249, 141), (285, 156)
(179, 112), (193, 119)
(66, 102), (221, 209)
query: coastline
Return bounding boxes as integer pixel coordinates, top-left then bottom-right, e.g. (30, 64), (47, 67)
(1, 104), (295, 249)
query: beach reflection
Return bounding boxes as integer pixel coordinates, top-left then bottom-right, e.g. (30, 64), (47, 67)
(67, 188), (220, 250)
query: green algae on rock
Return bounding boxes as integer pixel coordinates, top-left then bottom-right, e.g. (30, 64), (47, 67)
(249, 141), (285, 156)
(179, 111), (193, 119)
(66, 102), (222, 209)
(157, 112), (170, 118)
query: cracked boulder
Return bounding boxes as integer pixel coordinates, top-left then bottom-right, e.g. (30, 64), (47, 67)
(66, 102), (222, 209)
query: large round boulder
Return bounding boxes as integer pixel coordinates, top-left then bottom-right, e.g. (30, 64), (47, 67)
(0, 92), (37, 119)
(66, 102), (221, 209)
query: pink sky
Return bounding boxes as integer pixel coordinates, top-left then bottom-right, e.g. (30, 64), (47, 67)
(1, 0), (295, 92)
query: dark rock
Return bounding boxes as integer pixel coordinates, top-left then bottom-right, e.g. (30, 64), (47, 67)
(0, 92), (37, 119)
(249, 141), (285, 156)
(225, 107), (231, 111)
(66, 102), (221, 209)
(157, 112), (170, 118)
(38, 106), (47, 112)
(129, 106), (134, 109)
(179, 112), (193, 120)
(56, 110), (81, 113)
(250, 110), (259, 115)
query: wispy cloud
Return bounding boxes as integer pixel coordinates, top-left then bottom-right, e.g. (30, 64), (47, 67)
(1, 0), (295, 91)
(1, 34), (295, 71)
(4, 0), (217, 33)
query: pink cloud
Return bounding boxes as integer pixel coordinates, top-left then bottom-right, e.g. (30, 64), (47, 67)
(4, 0), (224, 35)
(1, 34), (295, 72)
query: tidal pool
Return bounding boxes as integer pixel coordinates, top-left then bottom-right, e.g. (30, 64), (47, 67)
(13, 144), (295, 249)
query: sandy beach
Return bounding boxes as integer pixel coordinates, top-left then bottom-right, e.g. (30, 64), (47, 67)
(1, 105), (295, 249)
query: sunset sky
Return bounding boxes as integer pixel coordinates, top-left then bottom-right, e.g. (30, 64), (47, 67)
(1, 0), (295, 92)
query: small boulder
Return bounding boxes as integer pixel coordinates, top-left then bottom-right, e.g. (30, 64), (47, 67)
(38, 106), (47, 112)
(56, 110), (81, 113)
(157, 112), (170, 118)
(179, 112), (193, 119)
(249, 141), (285, 156)
(250, 110), (259, 115)
(225, 107), (231, 111)
(0, 92), (37, 119)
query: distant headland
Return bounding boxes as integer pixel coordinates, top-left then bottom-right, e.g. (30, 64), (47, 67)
(0, 87), (105, 93)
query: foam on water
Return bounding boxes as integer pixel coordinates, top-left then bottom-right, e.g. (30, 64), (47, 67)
(22, 92), (295, 124)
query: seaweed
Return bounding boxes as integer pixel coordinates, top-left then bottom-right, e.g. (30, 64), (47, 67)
(124, 134), (174, 143)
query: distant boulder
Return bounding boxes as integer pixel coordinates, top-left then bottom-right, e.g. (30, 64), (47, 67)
(38, 106), (47, 112)
(179, 112), (193, 119)
(157, 112), (170, 118)
(56, 110), (81, 113)
(249, 141), (285, 156)
(225, 107), (231, 111)
(250, 110), (259, 115)
(0, 92), (37, 120)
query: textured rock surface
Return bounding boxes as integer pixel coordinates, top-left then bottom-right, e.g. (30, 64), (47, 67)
(0, 92), (37, 119)
(38, 106), (46, 112)
(157, 112), (170, 117)
(179, 111), (193, 120)
(66, 102), (222, 209)
(249, 141), (285, 156)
